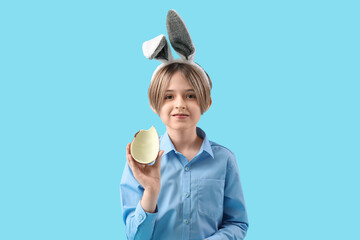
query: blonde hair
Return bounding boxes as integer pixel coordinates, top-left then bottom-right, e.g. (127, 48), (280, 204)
(148, 62), (212, 115)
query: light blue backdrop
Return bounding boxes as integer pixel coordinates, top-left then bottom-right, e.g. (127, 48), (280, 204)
(1, 0), (359, 239)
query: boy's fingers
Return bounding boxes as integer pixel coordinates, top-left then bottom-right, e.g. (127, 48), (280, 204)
(159, 150), (164, 160)
(127, 153), (141, 175)
(128, 152), (144, 170)
(126, 144), (133, 163)
(126, 143), (137, 166)
(132, 158), (142, 169)
(126, 143), (132, 157)
(156, 150), (163, 157)
(155, 150), (164, 166)
(126, 153), (132, 167)
(126, 148), (136, 169)
(128, 143), (132, 154)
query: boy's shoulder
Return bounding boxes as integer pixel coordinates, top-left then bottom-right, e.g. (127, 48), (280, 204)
(208, 140), (236, 157)
(208, 140), (239, 170)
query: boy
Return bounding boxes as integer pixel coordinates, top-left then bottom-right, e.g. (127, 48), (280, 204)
(120, 10), (248, 240)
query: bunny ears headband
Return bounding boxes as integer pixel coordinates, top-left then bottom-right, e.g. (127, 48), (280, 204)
(142, 10), (210, 87)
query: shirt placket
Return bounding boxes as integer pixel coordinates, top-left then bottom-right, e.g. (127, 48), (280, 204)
(182, 157), (191, 240)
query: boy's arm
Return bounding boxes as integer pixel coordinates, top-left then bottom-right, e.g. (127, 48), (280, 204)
(206, 152), (249, 240)
(120, 163), (158, 240)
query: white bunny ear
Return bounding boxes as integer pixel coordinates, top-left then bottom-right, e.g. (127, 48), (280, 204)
(166, 10), (196, 62)
(142, 34), (173, 63)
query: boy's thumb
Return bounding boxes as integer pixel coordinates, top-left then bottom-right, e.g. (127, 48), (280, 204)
(155, 150), (164, 165)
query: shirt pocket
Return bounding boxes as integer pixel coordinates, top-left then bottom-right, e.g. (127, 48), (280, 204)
(197, 179), (225, 218)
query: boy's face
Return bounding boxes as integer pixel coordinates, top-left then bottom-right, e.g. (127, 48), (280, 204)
(151, 71), (204, 132)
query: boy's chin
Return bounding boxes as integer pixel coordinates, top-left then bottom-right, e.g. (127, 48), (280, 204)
(165, 123), (198, 131)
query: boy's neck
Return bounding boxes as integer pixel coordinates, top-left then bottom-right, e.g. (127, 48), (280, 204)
(167, 126), (203, 153)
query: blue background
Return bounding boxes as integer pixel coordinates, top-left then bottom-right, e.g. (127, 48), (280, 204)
(1, 0), (359, 239)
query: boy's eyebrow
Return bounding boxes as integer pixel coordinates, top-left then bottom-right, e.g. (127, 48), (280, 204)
(165, 89), (195, 92)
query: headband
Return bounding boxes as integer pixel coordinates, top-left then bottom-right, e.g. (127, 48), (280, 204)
(142, 9), (211, 87)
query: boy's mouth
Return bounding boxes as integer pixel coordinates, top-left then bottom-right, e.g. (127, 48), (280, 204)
(172, 114), (189, 119)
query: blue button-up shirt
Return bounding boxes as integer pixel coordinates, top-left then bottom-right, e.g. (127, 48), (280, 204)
(120, 126), (249, 240)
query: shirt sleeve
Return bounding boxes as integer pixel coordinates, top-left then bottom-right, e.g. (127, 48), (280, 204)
(120, 162), (158, 240)
(206, 152), (249, 240)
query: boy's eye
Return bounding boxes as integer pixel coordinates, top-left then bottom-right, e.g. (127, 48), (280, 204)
(164, 94), (196, 100)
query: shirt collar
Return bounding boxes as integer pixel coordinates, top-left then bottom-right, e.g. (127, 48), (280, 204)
(160, 126), (214, 159)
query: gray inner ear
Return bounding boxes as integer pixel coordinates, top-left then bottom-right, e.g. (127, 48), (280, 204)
(166, 10), (195, 60)
(152, 37), (170, 61)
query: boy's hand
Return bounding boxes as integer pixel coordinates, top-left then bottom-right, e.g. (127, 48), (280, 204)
(126, 143), (164, 192)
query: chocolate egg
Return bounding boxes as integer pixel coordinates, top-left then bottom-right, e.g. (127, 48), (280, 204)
(130, 126), (160, 164)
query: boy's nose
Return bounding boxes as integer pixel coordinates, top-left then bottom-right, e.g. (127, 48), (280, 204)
(175, 98), (186, 109)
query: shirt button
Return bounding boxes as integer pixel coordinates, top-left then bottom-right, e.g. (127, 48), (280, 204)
(184, 219), (189, 224)
(185, 167), (190, 172)
(185, 192), (190, 198)
(138, 214), (143, 220)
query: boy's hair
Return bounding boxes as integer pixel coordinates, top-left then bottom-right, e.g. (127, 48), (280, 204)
(148, 62), (212, 115)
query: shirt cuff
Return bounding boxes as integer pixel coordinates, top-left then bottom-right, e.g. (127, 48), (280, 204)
(134, 201), (158, 226)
